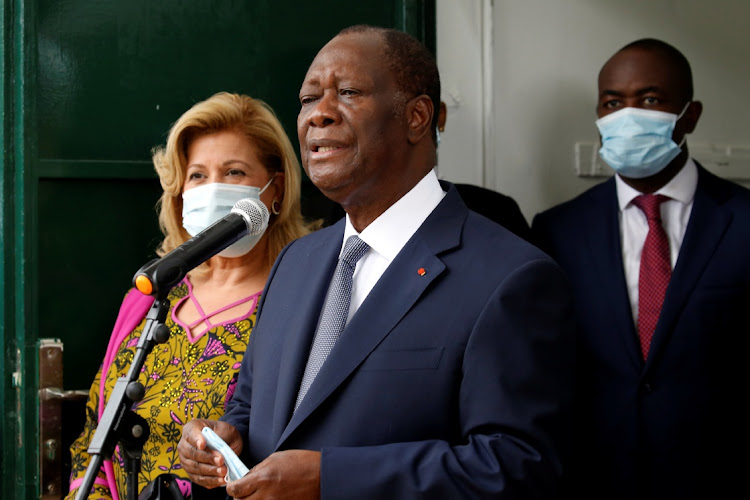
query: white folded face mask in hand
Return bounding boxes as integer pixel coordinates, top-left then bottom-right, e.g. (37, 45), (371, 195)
(201, 426), (250, 482)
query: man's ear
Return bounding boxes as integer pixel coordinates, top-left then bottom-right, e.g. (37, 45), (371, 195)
(683, 100), (703, 134)
(438, 101), (447, 132)
(406, 95), (434, 145)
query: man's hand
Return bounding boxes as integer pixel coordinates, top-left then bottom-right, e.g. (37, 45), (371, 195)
(225, 450), (321, 500)
(177, 419), (243, 488)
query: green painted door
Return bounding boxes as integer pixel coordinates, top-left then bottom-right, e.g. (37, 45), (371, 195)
(0, 0), (435, 497)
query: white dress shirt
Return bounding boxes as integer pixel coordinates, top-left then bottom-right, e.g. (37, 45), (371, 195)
(616, 158), (698, 325)
(330, 169), (446, 324)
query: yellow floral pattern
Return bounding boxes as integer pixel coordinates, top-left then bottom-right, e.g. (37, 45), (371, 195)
(66, 279), (257, 499)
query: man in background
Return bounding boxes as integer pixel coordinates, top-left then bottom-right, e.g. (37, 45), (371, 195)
(532, 38), (750, 499)
(437, 101), (532, 241)
(179, 24), (575, 499)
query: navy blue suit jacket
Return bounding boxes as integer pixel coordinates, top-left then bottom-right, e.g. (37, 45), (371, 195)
(531, 165), (750, 499)
(223, 183), (576, 499)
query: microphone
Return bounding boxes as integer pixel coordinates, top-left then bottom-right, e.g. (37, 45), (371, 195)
(133, 198), (269, 296)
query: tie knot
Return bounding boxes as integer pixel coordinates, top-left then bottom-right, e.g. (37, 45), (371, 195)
(340, 235), (370, 268)
(632, 194), (670, 221)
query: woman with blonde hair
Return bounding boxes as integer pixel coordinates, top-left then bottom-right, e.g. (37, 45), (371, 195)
(67, 92), (317, 500)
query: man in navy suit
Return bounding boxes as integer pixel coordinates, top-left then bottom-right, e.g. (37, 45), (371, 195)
(179, 25), (575, 499)
(532, 39), (750, 499)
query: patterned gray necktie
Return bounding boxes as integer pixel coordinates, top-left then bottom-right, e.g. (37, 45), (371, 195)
(294, 235), (370, 412)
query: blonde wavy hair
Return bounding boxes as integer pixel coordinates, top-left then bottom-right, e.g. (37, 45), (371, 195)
(152, 91), (316, 272)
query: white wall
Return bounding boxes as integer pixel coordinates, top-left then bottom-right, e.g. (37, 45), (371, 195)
(437, 0), (750, 221)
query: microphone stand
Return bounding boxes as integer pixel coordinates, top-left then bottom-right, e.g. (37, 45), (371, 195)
(75, 294), (172, 500)
(76, 197), (266, 499)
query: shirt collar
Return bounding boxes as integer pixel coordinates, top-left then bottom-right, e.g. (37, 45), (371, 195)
(616, 157), (698, 210)
(342, 169), (446, 261)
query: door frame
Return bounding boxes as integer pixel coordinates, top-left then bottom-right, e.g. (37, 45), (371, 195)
(2, 0), (39, 498)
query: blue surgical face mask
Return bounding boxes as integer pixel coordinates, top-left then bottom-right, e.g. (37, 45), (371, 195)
(596, 102), (690, 179)
(182, 177), (274, 258)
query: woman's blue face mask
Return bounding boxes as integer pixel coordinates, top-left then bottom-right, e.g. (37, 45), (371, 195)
(596, 102), (690, 179)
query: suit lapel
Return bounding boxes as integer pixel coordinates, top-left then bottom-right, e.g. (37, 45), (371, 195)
(646, 166), (732, 368)
(277, 187), (465, 448)
(584, 180), (643, 368)
(270, 224), (344, 441)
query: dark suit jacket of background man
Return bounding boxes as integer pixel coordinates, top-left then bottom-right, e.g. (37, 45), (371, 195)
(223, 182), (575, 499)
(531, 164), (750, 499)
(308, 182), (531, 242)
(454, 183), (531, 241)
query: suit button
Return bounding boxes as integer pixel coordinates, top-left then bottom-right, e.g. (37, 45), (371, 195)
(642, 383), (652, 393)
